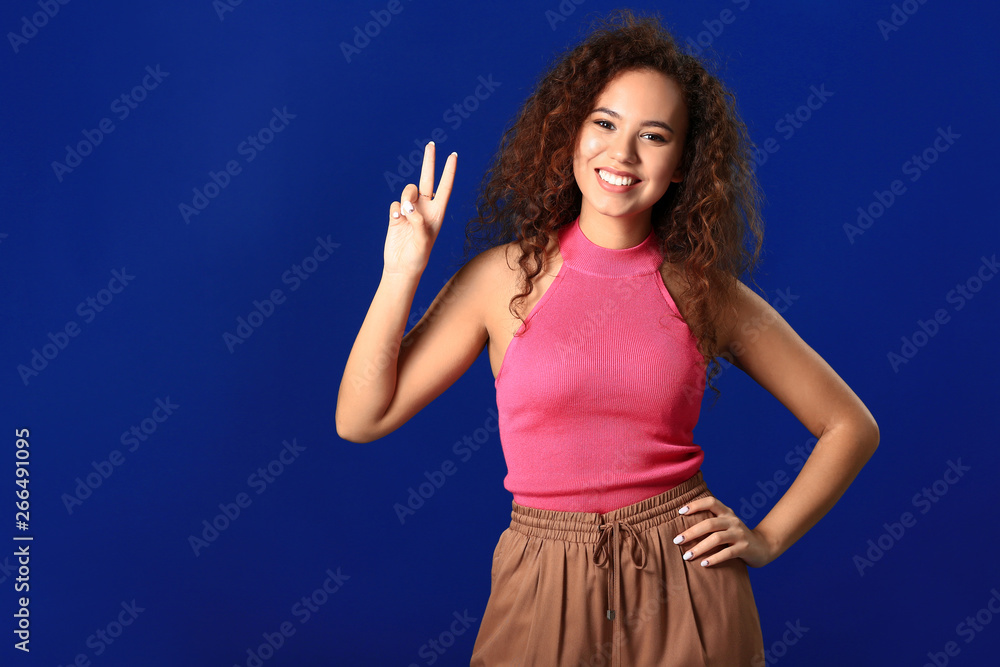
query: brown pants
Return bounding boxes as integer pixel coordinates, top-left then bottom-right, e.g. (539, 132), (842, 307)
(470, 471), (765, 666)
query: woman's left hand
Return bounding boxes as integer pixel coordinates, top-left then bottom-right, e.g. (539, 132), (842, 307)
(671, 495), (778, 569)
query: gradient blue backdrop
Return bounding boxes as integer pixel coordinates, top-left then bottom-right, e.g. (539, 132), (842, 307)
(2, 1), (999, 665)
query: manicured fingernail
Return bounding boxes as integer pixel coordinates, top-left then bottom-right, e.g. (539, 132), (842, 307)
(700, 559), (709, 567)
(392, 211), (399, 218)
(402, 200), (414, 214)
(673, 535), (684, 544)
(683, 551), (693, 561)
(678, 506), (688, 515)
(451, 151), (458, 156)
(427, 141), (434, 146)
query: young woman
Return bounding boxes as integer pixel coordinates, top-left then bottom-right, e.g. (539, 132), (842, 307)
(337, 8), (879, 666)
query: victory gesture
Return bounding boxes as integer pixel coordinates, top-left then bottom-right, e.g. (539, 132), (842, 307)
(385, 141), (457, 277)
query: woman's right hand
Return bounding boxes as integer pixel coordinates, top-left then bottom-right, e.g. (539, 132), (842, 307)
(384, 141), (457, 277)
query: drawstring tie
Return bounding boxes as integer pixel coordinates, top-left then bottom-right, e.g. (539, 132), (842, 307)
(593, 518), (647, 626)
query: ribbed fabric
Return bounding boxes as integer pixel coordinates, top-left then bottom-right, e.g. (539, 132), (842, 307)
(494, 215), (706, 514)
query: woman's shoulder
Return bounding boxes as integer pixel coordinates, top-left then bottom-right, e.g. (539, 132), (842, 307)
(454, 242), (522, 301)
(657, 259), (745, 298)
(481, 237), (563, 278)
(465, 241), (520, 279)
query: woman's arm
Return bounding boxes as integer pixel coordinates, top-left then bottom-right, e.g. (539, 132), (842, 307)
(335, 254), (492, 443)
(720, 280), (880, 561)
(335, 267), (420, 440)
(336, 143), (493, 443)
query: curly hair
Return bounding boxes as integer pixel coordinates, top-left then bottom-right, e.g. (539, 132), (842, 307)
(456, 7), (765, 403)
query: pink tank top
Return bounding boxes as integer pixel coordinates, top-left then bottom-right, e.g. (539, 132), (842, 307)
(494, 215), (706, 513)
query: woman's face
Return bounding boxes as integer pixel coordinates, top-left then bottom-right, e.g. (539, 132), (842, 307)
(572, 68), (688, 232)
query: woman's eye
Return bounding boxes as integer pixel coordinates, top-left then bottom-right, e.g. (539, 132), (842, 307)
(594, 121), (665, 143)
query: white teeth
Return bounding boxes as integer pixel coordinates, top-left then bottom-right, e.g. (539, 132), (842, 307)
(598, 169), (635, 186)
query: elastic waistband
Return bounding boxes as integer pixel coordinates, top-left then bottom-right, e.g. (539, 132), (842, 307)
(508, 470), (709, 542)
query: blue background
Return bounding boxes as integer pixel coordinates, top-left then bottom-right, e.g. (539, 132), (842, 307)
(2, 1), (998, 665)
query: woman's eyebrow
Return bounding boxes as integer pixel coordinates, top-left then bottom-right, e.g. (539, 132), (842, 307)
(590, 106), (675, 134)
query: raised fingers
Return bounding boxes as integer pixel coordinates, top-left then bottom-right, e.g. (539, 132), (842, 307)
(419, 141), (437, 198)
(435, 151), (458, 204)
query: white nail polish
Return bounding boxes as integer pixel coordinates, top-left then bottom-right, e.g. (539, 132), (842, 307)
(678, 506), (688, 515)
(402, 200), (414, 214)
(673, 535), (684, 544)
(683, 551), (692, 561)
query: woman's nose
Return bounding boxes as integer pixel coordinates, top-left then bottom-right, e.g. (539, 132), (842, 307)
(609, 135), (637, 162)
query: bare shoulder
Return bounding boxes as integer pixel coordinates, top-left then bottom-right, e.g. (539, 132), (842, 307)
(464, 241), (520, 292)
(487, 236), (563, 286)
(445, 241), (523, 322)
(476, 237), (563, 330)
(483, 240), (530, 311)
(499, 236), (561, 270)
(445, 243), (511, 316)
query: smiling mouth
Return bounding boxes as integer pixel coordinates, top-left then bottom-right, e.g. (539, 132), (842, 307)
(596, 169), (640, 187)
